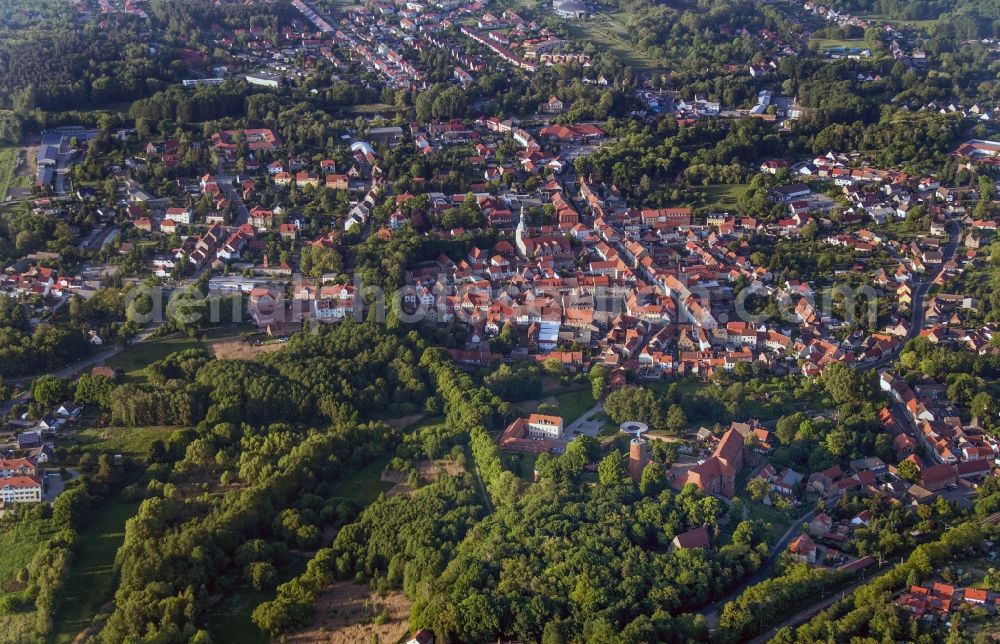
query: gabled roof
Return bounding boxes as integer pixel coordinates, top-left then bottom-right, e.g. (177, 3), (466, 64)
(673, 525), (711, 549)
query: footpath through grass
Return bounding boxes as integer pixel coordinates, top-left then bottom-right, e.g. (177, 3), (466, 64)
(52, 494), (141, 643)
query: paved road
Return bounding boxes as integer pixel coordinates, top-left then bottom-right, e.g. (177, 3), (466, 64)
(1, 322), (162, 415)
(861, 217), (961, 370)
(747, 576), (869, 644)
(857, 217), (962, 372)
(700, 507), (817, 626)
(216, 167), (250, 227)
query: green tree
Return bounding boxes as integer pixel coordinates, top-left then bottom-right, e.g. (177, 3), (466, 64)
(746, 477), (771, 502)
(970, 391), (995, 420)
(589, 364), (607, 401)
(639, 461), (665, 496)
(247, 562), (277, 591)
(666, 405), (687, 432)
(598, 450), (627, 486)
(822, 362), (872, 404)
(897, 458), (919, 483)
(32, 375), (66, 406)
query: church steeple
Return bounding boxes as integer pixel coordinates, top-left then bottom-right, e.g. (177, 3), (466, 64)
(515, 203), (528, 257)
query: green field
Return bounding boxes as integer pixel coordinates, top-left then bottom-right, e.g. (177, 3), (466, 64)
(0, 146), (30, 201)
(565, 14), (660, 72)
(62, 425), (180, 459)
(345, 103), (409, 116)
(105, 335), (205, 384)
(698, 183), (749, 211)
(0, 516), (59, 637)
(855, 12), (941, 29)
(327, 452), (396, 506)
(809, 37), (869, 51)
(742, 499), (793, 546)
(0, 517), (57, 587)
(554, 388), (596, 425)
(52, 495), (142, 643)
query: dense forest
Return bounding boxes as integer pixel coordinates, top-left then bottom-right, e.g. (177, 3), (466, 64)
(239, 342), (778, 642)
(826, 0), (1000, 38)
(95, 322), (441, 641)
(0, 0), (294, 114)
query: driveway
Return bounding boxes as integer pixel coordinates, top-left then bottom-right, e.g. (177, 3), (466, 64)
(42, 472), (66, 502)
(563, 402), (606, 437)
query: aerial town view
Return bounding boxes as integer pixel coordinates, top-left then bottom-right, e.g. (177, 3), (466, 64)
(1, 0), (1000, 642)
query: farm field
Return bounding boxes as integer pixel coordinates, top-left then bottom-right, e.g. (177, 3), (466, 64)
(207, 337), (285, 361)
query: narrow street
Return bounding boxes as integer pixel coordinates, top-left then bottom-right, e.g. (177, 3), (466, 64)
(215, 165), (250, 227)
(858, 216), (962, 372)
(0, 321), (162, 414)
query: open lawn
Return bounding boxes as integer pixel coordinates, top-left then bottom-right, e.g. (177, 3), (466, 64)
(320, 0), (363, 10)
(105, 335), (204, 383)
(0, 517), (58, 643)
(742, 499), (794, 546)
(199, 324), (256, 340)
(856, 12), (941, 29)
(328, 452), (396, 506)
(554, 388), (596, 424)
(809, 37), (869, 51)
(62, 426), (180, 459)
(52, 494), (141, 644)
(697, 183), (749, 211)
(343, 103), (408, 116)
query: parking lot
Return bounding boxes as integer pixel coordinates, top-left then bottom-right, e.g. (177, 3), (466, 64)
(938, 482), (978, 509)
(564, 403), (607, 438)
